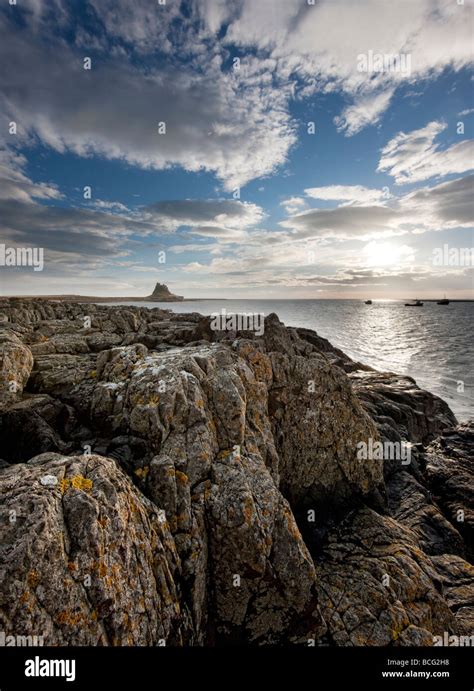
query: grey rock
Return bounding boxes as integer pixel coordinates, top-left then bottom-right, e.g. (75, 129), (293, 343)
(0, 299), (471, 648)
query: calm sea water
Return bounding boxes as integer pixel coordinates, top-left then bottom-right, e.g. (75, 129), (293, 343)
(104, 300), (473, 421)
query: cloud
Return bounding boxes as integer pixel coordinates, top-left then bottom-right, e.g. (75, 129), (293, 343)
(378, 121), (474, 184)
(334, 90), (394, 136)
(0, 150), (62, 203)
(0, 155), (164, 268)
(0, 153), (269, 273)
(91, 200), (130, 213)
(143, 199), (265, 233)
(183, 256), (248, 274)
(0, 200), (149, 256)
(0, 13), (296, 191)
(280, 196), (307, 214)
(197, 0), (236, 35)
(404, 174), (474, 228)
(224, 0), (473, 134)
(282, 175), (474, 240)
(2, 0), (472, 204)
(87, 0), (182, 53)
(300, 269), (429, 287)
(304, 185), (387, 205)
(280, 204), (400, 240)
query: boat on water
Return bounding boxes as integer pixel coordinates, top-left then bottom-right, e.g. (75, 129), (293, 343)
(405, 299), (424, 307)
(365, 299), (372, 304)
(437, 295), (450, 305)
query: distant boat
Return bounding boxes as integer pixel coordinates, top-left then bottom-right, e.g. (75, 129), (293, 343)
(437, 295), (450, 305)
(405, 299), (424, 307)
(365, 299), (372, 304)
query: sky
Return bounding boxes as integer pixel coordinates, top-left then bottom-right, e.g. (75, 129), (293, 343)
(0, 0), (473, 299)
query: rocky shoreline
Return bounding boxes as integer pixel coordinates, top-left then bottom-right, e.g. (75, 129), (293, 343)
(0, 299), (472, 646)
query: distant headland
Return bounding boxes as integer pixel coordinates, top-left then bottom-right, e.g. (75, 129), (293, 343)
(5, 283), (185, 303)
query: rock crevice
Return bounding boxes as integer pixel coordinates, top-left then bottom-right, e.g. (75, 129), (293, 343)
(0, 300), (471, 646)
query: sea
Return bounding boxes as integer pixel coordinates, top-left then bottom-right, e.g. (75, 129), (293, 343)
(103, 299), (473, 422)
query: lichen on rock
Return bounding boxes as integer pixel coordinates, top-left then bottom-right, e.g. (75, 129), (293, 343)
(0, 299), (472, 647)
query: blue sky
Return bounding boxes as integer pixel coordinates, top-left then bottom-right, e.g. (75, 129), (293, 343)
(0, 0), (473, 298)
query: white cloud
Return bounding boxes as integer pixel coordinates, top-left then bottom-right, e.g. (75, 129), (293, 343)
(92, 200), (130, 213)
(183, 256), (248, 274)
(225, 0), (473, 135)
(2, 0), (472, 200)
(0, 150), (62, 203)
(334, 90), (394, 136)
(280, 196), (307, 214)
(378, 121), (474, 184)
(0, 15), (297, 191)
(304, 185), (386, 205)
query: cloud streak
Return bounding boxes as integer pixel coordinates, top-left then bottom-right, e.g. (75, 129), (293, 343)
(378, 121), (474, 184)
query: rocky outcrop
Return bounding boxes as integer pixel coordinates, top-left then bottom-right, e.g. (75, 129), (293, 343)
(0, 331), (33, 411)
(315, 508), (457, 646)
(425, 423), (474, 562)
(0, 299), (471, 646)
(0, 453), (187, 645)
(147, 283), (183, 301)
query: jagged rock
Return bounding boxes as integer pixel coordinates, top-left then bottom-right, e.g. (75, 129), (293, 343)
(430, 554), (474, 635)
(0, 299), (471, 648)
(350, 370), (457, 446)
(147, 283), (183, 302)
(387, 470), (466, 558)
(0, 453), (189, 645)
(0, 330), (33, 410)
(314, 508), (457, 646)
(424, 423), (474, 561)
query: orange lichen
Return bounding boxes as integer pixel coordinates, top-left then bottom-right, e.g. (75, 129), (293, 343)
(59, 478), (70, 494)
(27, 570), (40, 588)
(61, 475), (93, 493)
(71, 475), (93, 492)
(175, 470), (188, 486)
(243, 498), (254, 524)
(56, 610), (85, 627)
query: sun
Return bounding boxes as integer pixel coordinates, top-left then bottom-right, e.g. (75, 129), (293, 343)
(363, 241), (412, 268)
